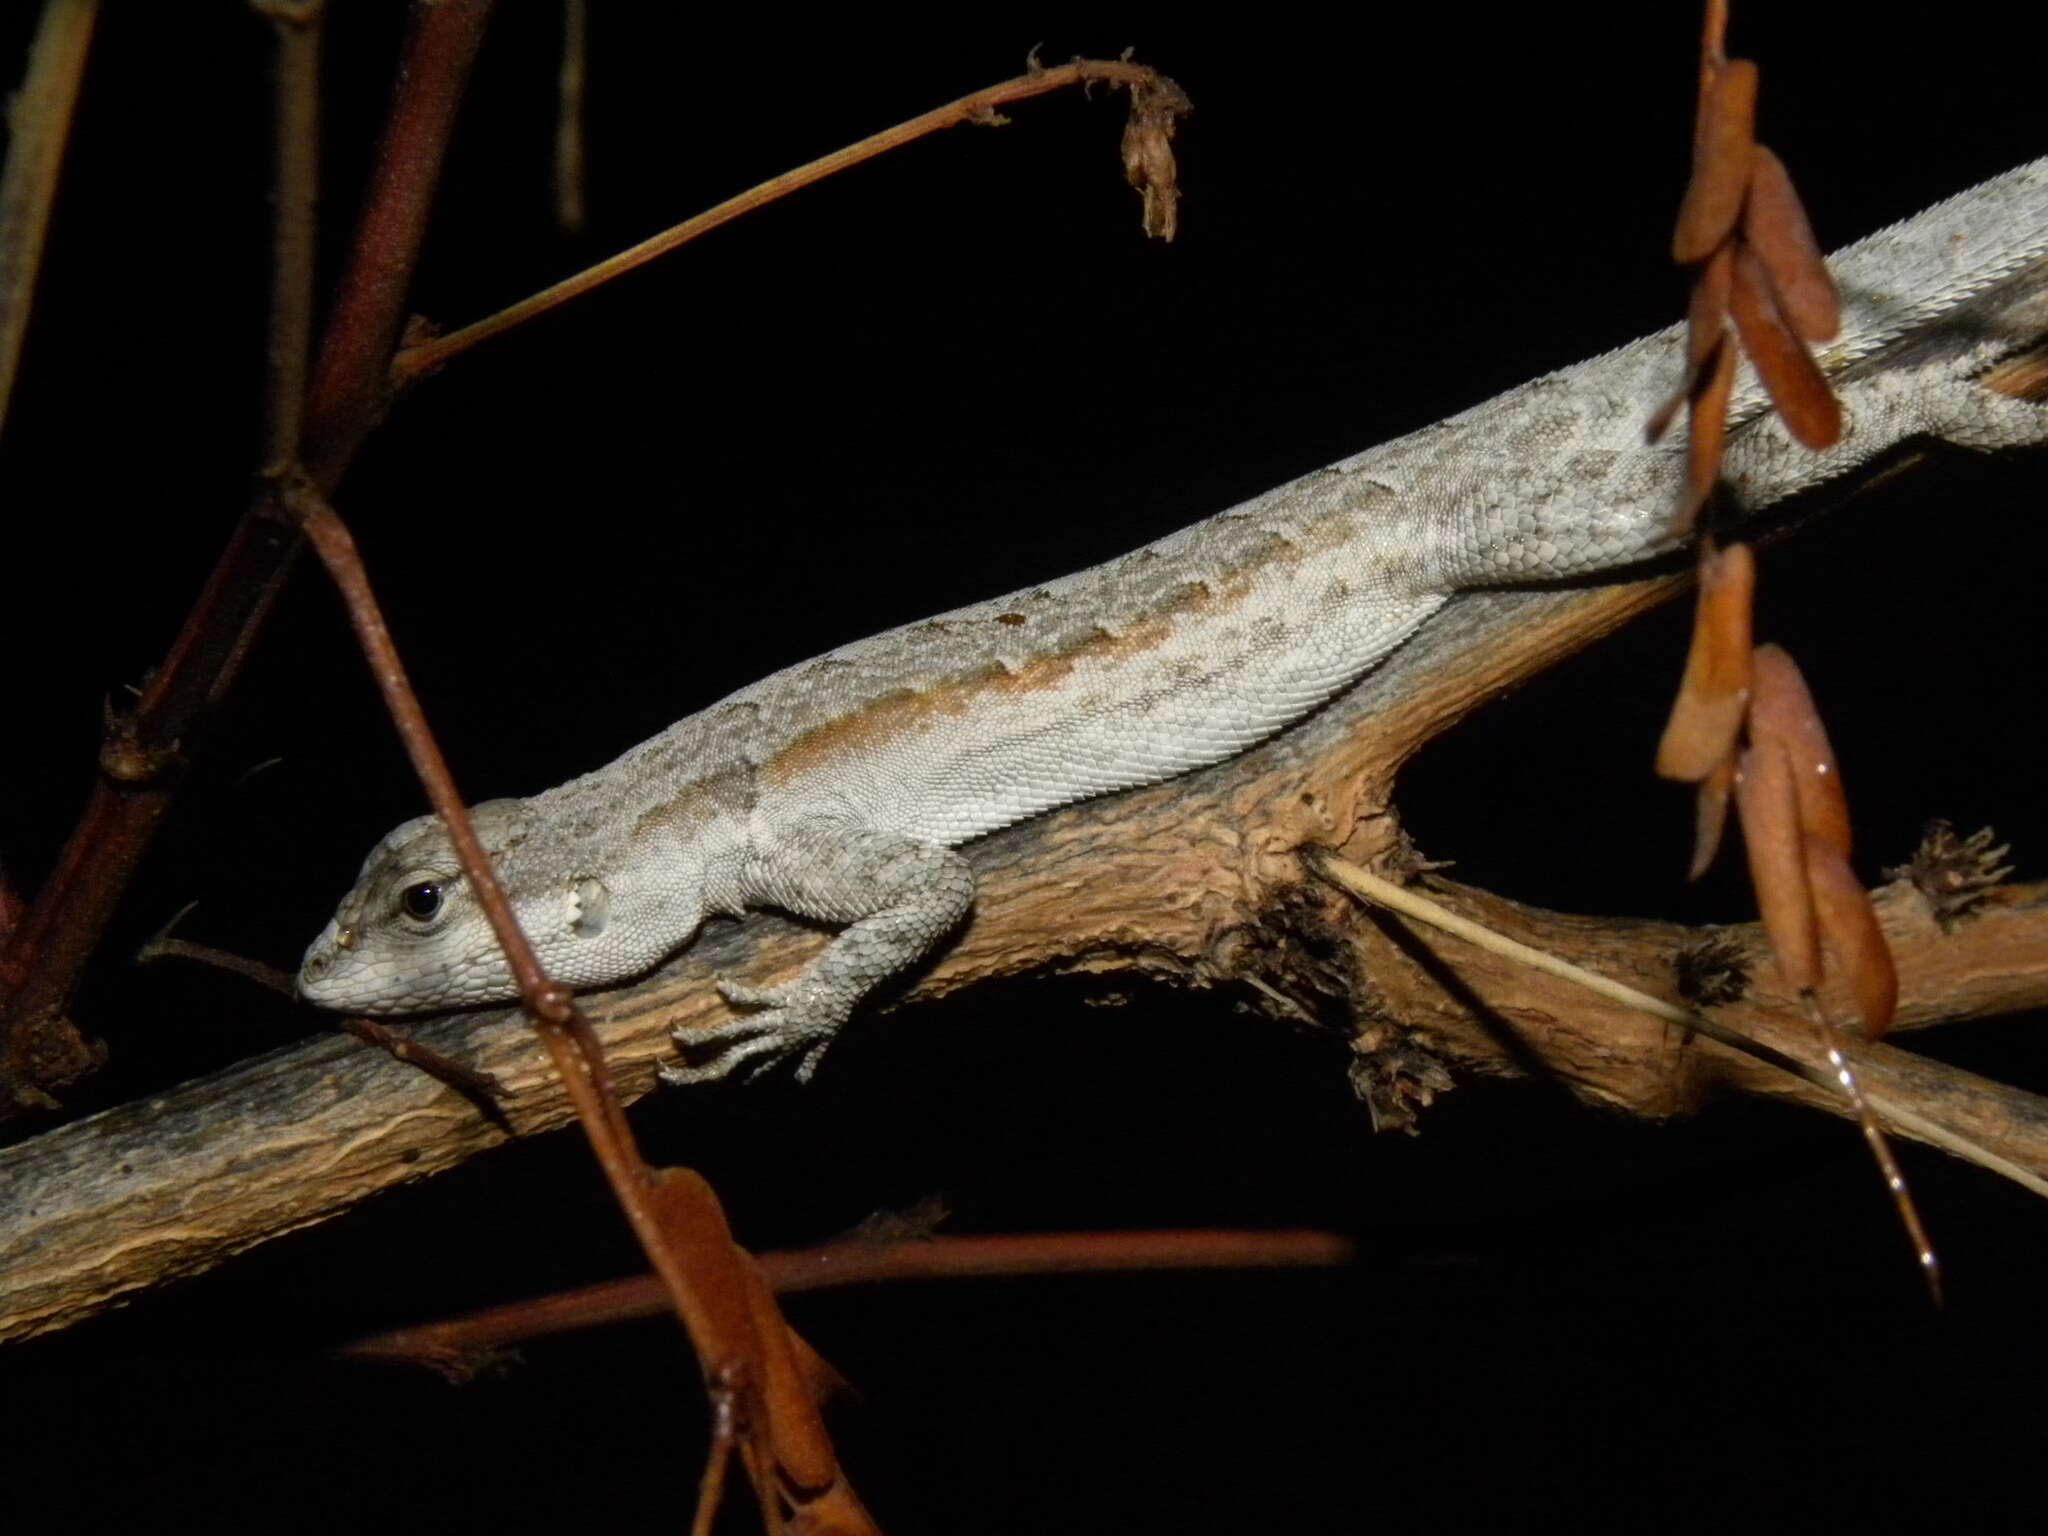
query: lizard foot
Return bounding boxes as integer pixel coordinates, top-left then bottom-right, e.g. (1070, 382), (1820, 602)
(658, 977), (846, 1087)
(1913, 376), (2048, 452)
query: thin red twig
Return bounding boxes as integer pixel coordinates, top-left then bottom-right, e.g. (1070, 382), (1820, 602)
(0, 1), (496, 1109)
(339, 1228), (1361, 1375)
(303, 0), (494, 484)
(286, 475), (862, 1529)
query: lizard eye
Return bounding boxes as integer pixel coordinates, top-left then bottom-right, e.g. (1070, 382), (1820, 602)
(397, 880), (444, 923)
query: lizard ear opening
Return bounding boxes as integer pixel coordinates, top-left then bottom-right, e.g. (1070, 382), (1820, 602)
(570, 876), (611, 938)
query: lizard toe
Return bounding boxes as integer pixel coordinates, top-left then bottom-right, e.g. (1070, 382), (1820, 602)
(664, 977), (850, 1085)
(662, 1014), (793, 1086)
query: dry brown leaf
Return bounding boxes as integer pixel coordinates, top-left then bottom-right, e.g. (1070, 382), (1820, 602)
(1656, 540), (1756, 781)
(1735, 741), (1820, 991)
(1120, 74), (1191, 242)
(1743, 144), (1839, 342)
(1747, 643), (1852, 857)
(1803, 836), (1899, 1039)
(1729, 244), (1842, 448)
(1673, 58), (1759, 264)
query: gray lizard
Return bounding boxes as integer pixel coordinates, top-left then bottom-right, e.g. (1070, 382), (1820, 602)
(300, 156), (2048, 1083)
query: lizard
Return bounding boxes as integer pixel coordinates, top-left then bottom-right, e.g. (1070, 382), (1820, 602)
(299, 156), (2048, 1085)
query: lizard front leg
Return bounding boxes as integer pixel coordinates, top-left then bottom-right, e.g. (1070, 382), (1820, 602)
(660, 815), (975, 1085)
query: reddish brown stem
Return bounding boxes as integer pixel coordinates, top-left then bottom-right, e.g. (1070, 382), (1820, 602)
(1700, 0), (1729, 70)
(287, 476), (849, 1525)
(340, 1229), (1361, 1374)
(304, 0), (493, 485)
(0, 1), (495, 1108)
(257, 0), (323, 471)
(289, 483), (645, 1214)
(336, 1016), (507, 1107)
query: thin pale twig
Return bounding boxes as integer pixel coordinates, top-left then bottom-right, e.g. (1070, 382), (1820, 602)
(1307, 851), (2048, 1202)
(0, 0), (100, 441)
(1802, 994), (1940, 1303)
(553, 0), (587, 235)
(393, 57), (1187, 382)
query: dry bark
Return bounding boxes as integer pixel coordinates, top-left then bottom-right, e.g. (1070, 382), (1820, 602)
(7, 461), (2048, 1344)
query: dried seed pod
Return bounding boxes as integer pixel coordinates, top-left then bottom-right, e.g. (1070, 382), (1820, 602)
(1735, 740), (1820, 992)
(1743, 144), (1840, 342)
(1673, 58), (1759, 264)
(1678, 332), (1738, 530)
(1689, 749), (1737, 881)
(1729, 244), (1842, 449)
(1747, 643), (1852, 857)
(1648, 246), (1738, 449)
(1803, 835), (1898, 1039)
(1656, 541), (1756, 781)
(1687, 239), (1737, 371)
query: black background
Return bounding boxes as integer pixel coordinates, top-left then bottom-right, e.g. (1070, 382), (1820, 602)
(4, 7), (2047, 1531)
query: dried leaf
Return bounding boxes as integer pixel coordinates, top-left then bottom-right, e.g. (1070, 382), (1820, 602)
(1673, 58), (1758, 263)
(1746, 643), (1852, 857)
(1735, 741), (1820, 991)
(1729, 243), (1841, 449)
(1804, 836), (1898, 1039)
(1656, 540), (1755, 780)
(1121, 74), (1192, 242)
(1743, 144), (1839, 341)
(1689, 748), (1737, 881)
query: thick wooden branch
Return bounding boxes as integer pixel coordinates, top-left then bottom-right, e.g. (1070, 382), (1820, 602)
(7, 295), (2047, 1346)
(6, 556), (2048, 1343)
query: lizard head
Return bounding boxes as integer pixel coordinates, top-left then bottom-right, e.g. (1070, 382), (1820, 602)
(298, 798), (614, 1014)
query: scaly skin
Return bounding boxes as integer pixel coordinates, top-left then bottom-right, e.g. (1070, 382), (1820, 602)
(300, 158), (2048, 1083)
